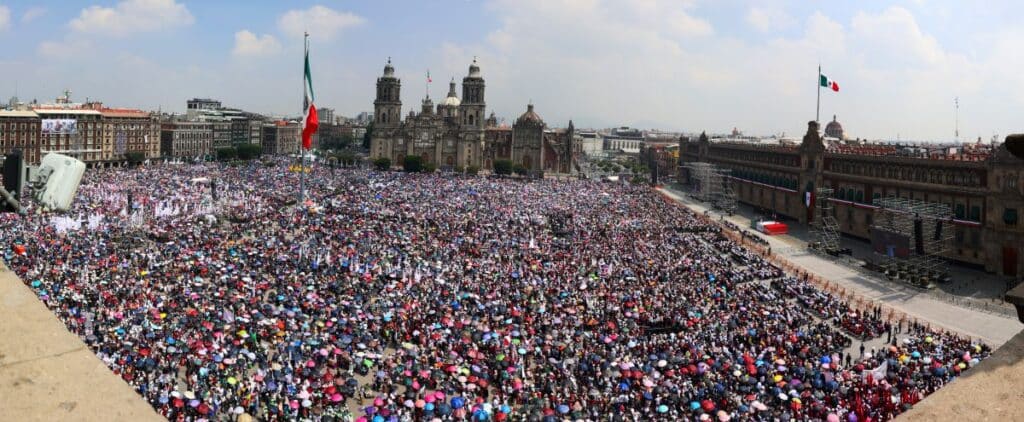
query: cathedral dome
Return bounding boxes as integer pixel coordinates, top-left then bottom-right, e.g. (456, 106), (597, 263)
(516, 103), (544, 126)
(441, 95), (461, 107)
(383, 58), (395, 77)
(441, 79), (460, 106)
(824, 115), (844, 139)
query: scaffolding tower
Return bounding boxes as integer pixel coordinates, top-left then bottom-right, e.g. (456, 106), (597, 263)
(808, 187), (842, 253)
(683, 162), (736, 214)
(870, 196), (954, 288)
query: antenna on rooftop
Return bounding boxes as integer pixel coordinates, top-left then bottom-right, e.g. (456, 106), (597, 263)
(954, 97), (959, 142)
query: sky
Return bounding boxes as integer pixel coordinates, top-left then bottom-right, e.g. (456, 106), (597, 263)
(0, 0), (1022, 141)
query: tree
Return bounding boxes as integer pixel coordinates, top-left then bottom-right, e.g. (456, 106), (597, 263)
(493, 159), (513, 175)
(125, 151), (146, 166)
(403, 155), (423, 173)
(372, 157), (391, 171)
(336, 151), (356, 166)
(422, 162), (436, 173)
(237, 144), (262, 160)
(466, 165), (480, 175)
(216, 147), (237, 161)
(362, 122), (374, 149)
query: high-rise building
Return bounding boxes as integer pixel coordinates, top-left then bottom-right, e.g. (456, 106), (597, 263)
(318, 107), (335, 126)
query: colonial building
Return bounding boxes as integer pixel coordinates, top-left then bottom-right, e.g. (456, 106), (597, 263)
(0, 110), (41, 164)
(160, 121), (213, 158)
(262, 121), (300, 155)
(369, 59), (578, 174)
(680, 120), (1024, 277)
(98, 107), (161, 161)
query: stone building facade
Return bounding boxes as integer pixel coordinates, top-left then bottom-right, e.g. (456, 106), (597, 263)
(680, 121), (1024, 277)
(262, 121), (300, 156)
(160, 121), (213, 158)
(0, 111), (41, 164)
(369, 59), (578, 174)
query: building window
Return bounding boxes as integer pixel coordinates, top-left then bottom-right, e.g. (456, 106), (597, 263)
(969, 205), (981, 222)
(1004, 208), (1018, 226)
(955, 204), (965, 219)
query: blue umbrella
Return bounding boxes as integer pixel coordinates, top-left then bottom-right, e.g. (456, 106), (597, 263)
(557, 404), (570, 414)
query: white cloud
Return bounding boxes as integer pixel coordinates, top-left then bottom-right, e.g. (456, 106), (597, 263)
(278, 5), (364, 41)
(38, 38), (94, 59)
(0, 6), (10, 31)
(746, 7), (795, 32)
(232, 30), (282, 58)
(22, 7), (46, 23)
(851, 6), (944, 66)
(69, 0), (194, 37)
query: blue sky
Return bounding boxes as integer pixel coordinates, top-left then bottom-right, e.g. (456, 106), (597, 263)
(0, 0), (1022, 141)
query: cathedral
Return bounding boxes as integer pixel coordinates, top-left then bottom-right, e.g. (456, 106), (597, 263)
(369, 59), (580, 175)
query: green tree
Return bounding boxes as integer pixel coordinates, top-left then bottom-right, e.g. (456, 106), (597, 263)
(362, 123), (374, 149)
(466, 165), (480, 175)
(237, 144), (262, 160)
(513, 164), (528, 176)
(336, 151), (356, 166)
(215, 147), (237, 161)
(372, 157), (391, 171)
(422, 162), (436, 173)
(125, 151), (145, 166)
(403, 155), (423, 173)
(493, 159), (513, 175)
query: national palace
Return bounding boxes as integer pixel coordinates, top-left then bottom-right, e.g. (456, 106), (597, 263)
(679, 119), (1024, 278)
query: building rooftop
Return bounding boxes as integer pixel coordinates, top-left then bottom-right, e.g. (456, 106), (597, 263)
(0, 110), (39, 118)
(32, 108), (101, 116)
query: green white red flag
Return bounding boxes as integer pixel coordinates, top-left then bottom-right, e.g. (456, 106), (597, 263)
(820, 73), (839, 92)
(302, 37), (318, 150)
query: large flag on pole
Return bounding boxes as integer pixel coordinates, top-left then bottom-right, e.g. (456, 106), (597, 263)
(302, 35), (318, 150)
(819, 73), (840, 92)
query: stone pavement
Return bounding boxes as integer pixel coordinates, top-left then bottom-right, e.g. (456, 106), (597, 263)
(658, 187), (1021, 348)
(0, 261), (163, 422)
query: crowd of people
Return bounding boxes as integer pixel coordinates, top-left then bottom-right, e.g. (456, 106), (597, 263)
(0, 160), (990, 421)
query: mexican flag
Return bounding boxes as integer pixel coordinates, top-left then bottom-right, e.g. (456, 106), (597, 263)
(301, 40), (318, 150)
(820, 74), (839, 92)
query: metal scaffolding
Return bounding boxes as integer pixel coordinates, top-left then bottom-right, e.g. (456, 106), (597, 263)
(871, 196), (954, 287)
(808, 187), (842, 253)
(683, 162), (736, 213)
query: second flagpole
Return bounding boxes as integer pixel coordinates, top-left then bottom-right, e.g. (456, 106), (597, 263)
(816, 64), (821, 124)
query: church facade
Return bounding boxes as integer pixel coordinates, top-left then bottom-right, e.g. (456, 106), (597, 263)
(369, 59), (579, 174)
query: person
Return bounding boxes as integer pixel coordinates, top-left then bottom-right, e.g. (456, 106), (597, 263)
(0, 159), (990, 422)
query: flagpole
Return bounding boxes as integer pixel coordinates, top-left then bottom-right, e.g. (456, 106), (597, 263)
(816, 64), (821, 124)
(300, 32), (308, 204)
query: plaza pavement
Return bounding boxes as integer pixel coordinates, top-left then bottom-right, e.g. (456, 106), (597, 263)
(0, 261), (163, 422)
(658, 187), (1021, 348)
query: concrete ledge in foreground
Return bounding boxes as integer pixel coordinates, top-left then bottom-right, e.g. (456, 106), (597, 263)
(0, 263), (164, 422)
(897, 327), (1024, 421)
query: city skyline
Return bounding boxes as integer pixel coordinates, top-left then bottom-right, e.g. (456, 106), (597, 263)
(1, 0), (1022, 141)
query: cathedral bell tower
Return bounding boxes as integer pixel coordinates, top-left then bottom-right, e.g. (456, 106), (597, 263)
(374, 58), (401, 128)
(459, 58), (486, 131)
